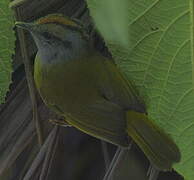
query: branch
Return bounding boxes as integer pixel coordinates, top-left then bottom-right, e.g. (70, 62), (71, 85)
(12, 7), (44, 146)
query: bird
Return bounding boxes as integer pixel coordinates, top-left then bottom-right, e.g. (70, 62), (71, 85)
(15, 14), (180, 171)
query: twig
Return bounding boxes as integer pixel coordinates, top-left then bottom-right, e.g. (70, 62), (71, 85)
(13, 7), (44, 146)
(103, 142), (133, 180)
(40, 126), (59, 180)
(9, 0), (31, 9)
(102, 147), (122, 180)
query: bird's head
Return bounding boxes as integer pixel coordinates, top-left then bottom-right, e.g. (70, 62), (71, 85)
(15, 14), (90, 63)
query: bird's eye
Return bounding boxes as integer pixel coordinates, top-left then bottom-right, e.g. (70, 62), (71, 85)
(42, 32), (52, 40)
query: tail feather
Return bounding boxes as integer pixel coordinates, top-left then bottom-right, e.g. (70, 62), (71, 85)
(126, 111), (181, 171)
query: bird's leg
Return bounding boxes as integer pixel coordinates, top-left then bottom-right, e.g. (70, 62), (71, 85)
(147, 165), (160, 180)
(103, 142), (133, 180)
(103, 147), (123, 180)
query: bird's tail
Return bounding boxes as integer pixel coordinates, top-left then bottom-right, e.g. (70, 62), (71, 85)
(126, 111), (181, 171)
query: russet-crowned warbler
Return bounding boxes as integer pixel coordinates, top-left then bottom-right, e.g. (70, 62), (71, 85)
(16, 14), (180, 171)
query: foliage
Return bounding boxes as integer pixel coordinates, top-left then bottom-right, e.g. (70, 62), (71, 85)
(0, 0), (15, 103)
(87, 0), (193, 179)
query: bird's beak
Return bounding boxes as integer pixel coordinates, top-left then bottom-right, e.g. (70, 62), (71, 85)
(15, 21), (34, 31)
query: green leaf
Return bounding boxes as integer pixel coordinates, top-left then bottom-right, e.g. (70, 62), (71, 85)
(87, 0), (129, 47)
(87, 0), (193, 179)
(0, 0), (15, 103)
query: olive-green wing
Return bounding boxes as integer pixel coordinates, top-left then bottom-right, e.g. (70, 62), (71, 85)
(99, 59), (145, 113)
(97, 58), (180, 170)
(63, 98), (129, 147)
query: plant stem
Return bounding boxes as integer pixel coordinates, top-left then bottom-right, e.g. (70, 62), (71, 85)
(101, 141), (111, 171)
(103, 147), (122, 180)
(13, 7), (43, 146)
